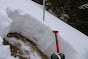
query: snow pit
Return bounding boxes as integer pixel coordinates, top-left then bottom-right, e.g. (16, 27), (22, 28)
(0, 0), (88, 58)
(6, 9), (79, 59)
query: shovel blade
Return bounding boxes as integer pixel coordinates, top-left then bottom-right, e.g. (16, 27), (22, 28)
(53, 31), (59, 35)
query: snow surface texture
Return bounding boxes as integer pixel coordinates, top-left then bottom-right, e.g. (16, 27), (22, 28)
(0, 0), (88, 59)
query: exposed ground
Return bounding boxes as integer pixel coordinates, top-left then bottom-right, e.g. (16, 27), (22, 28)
(3, 33), (49, 59)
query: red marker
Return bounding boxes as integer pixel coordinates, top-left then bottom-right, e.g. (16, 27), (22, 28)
(53, 31), (59, 53)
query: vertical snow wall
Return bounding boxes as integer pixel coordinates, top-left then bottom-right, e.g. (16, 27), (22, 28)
(0, 11), (12, 37)
(0, 11), (16, 59)
(6, 9), (78, 59)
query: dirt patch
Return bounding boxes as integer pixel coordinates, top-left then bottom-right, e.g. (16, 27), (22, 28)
(3, 33), (49, 59)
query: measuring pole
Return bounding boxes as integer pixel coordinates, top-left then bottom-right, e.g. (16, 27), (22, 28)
(43, 0), (45, 21)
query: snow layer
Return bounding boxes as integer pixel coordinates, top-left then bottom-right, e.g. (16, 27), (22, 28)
(0, 0), (88, 59)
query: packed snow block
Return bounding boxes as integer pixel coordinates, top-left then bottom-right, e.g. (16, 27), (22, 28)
(6, 9), (57, 58)
(0, 11), (12, 37)
(6, 9), (88, 59)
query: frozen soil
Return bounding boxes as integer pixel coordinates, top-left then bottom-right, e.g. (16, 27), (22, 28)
(3, 33), (49, 59)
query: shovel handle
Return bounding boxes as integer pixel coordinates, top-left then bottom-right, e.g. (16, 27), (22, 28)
(56, 40), (59, 53)
(53, 31), (59, 53)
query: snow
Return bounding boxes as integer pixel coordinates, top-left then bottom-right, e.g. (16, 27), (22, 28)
(30, 52), (41, 59)
(0, 10), (12, 37)
(6, 37), (31, 51)
(6, 9), (56, 58)
(0, 0), (88, 59)
(5, 37), (42, 59)
(60, 14), (69, 22)
(0, 11), (17, 59)
(79, 4), (88, 9)
(0, 37), (17, 59)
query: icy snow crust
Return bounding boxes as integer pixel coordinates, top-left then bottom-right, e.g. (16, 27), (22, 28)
(0, 0), (88, 59)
